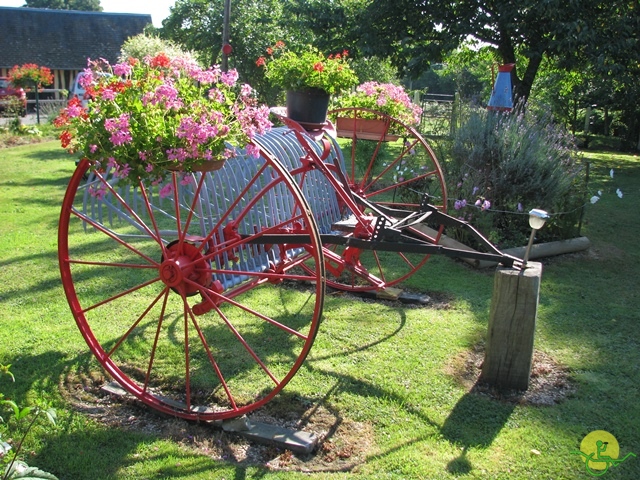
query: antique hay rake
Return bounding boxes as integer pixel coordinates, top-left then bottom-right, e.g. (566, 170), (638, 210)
(58, 108), (516, 421)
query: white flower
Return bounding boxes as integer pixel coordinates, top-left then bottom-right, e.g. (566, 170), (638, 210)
(610, 169), (614, 178)
(598, 190), (602, 196)
(590, 195), (600, 204)
(616, 189), (623, 198)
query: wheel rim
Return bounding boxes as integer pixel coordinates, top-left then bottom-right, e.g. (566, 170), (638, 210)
(322, 107), (448, 291)
(58, 147), (325, 420)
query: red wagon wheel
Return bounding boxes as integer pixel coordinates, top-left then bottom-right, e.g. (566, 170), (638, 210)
(58, 146), (325, 421)
(323, 107), (448, 291)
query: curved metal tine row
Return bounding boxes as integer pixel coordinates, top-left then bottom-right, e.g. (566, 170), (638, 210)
(256, 127), (345, 235)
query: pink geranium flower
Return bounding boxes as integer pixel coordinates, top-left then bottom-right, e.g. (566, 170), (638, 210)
(55, 52), (272, 187)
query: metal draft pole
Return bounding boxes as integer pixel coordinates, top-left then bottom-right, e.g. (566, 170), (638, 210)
(221, 0), (231, 72)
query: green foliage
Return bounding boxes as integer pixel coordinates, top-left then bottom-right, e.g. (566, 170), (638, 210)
(444, 104), (586, 247)
(360, 0), (639, 107)
(440, 44), (497, 101)
(118, 33), (197, 64)
(1, 100), (25, 130)
(23, 0), (101, 10)
(258, 43), (358, 95)
(350, 56), (398, 84)
(1, 366), (57, 480)
(532, 54), (640, 145)
(282, 0), (369, 57)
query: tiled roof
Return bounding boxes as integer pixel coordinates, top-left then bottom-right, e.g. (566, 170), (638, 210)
(0, 7), (151, 70)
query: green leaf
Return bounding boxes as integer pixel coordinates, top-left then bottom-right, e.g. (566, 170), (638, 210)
(1, 399), (19, 418)
(0, 364), (15, 382)
(5, 461), (59, 479)
(15, 406), (33, 421)
(43, 409), (56, 426)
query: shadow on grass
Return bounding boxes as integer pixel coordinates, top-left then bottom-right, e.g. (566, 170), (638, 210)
(0, 173), (74, 192)
(300, 357), (515, 476)
(12, 144), (70, 162)
(3, 350), (267, 480)
(2, 299), (516, 479)
(440, 392), (515, 475)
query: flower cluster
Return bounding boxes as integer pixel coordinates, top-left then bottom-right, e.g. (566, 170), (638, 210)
(454, 197), (492, 212)
(8, 63), (54, 88)
(55, 53), (272, 190)
(332, 82), (422, 126)
(257, 42), (358, 95)
(448, 172), (495, 225)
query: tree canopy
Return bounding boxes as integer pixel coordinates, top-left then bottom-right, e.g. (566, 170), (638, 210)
(359, 0), (639, 103)
(23, 0), (101, 10)
(153, 0), (639, 146)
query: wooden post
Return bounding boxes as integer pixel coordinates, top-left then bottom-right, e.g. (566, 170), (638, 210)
(221, 0), (231, 72)
(480, 262), (542, 391)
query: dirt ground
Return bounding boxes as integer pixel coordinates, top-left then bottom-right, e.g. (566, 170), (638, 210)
(60, 368), (376, 472)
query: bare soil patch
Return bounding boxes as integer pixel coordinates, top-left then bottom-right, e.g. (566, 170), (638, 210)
(446, 342), (575, 405)
(59, 369), (376, 472)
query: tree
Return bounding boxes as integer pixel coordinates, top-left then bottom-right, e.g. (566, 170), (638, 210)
(160, 0), (293, 103)
(283, 0), (368, 55)
(359, 0), (638, 104)
(568, 1), (640, 147)
(24, 0), (102, 10)
(119, 33), (196, 64)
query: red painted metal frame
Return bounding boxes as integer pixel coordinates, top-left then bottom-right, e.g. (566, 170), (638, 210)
(280, 108), (448, 291)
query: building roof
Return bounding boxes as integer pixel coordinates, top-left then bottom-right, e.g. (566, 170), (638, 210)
(0, 7), (152, 70)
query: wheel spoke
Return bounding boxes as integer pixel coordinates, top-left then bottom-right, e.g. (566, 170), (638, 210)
(81, 276), (162, 314)
(107, 286), (170, 358)
(91, 171), (166, 247)
(202, 297), (281, 386)
(143, 289), (171, 393)
(196, 161), (270, 250)
(186, 307), (238, 411)
(69, 207), (159, 266)
(195, 280), (310, 340)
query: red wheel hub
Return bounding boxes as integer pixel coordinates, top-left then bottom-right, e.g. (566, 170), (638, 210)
(160, 242), (210, 296)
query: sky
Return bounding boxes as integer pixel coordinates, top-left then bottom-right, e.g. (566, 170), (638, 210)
(0, 0), (175, 27)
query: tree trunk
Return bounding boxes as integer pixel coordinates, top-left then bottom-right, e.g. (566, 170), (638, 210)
(513, 54), (542, 104)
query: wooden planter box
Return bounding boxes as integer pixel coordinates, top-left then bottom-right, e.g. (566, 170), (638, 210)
(335, 117), (400, 141)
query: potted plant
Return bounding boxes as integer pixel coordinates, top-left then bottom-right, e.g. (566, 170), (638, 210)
(331, 82), (422, 140)
(8, 63), (54, 122)
(256, 42), (358, 126)
(55, 53), (272, 197)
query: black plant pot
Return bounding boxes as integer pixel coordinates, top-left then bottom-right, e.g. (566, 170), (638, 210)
(286, 89), (330, 127)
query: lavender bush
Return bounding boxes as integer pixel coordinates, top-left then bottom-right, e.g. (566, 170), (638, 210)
(444, 105), (586, 248)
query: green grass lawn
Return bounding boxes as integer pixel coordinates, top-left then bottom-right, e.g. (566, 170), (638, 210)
(1, 141), (639, 479)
